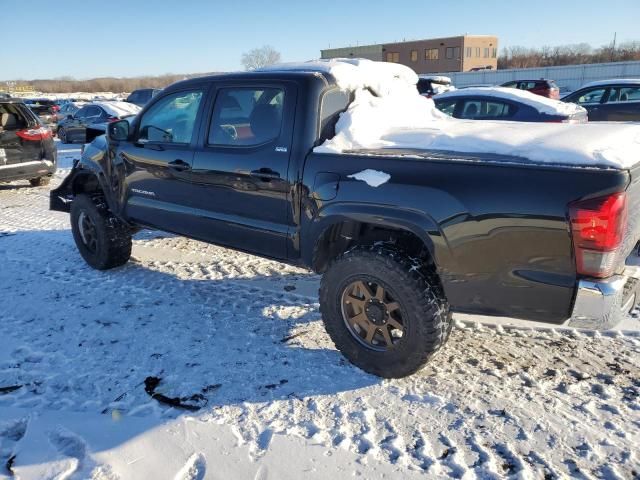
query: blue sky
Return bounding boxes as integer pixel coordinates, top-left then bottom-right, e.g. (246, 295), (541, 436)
(2, 0), (639, 80)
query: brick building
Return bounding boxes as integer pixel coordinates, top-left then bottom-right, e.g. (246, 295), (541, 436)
(321, 35), (498, 74)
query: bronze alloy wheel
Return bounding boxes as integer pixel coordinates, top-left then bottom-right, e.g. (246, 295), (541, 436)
(340, 279), (405, 351)
(77, 211), (98, 254)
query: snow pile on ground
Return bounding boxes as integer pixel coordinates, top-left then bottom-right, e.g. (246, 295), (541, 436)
(93, 101), (141, 118)
(0, 141), (638, 478)
(302, 59), (640, 169)
(436, 86), (586, 116)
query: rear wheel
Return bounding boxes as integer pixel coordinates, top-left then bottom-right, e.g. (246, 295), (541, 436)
(58, 127), (69, 144)
(70, 194), (132, 270)
(29, 177), (50, 187)
(319, 245), (452, 378)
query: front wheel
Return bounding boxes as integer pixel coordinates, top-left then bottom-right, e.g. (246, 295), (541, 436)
(70, 194), (132, 270)
(319, 246), (452, 378)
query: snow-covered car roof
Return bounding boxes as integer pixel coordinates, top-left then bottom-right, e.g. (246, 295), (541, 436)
(434, 87), (585, 117)
(93, 101), (141, 118)
(580, 78), (640, 89)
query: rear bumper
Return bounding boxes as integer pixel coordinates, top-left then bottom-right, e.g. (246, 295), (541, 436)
(568, 264), (640, 330)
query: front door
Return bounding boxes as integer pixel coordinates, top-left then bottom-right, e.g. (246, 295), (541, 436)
(566, 87), (608, 121)
(116, 88), (206, 235)
(189, 83), (297, 259)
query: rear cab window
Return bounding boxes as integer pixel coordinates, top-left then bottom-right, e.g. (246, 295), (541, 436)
(319, 89), (350, 141)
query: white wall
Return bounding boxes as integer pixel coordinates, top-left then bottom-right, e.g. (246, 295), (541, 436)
(445, 61), (640, 91)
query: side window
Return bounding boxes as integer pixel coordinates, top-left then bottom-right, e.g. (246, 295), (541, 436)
(138, 90), (203, 144)
(319, 89), (350, 140)
(208, 87), (284, 147)
(75, 106), (88, 119)
(484, 101), (515, 118)
(606, 86), (640, 103)
(128, 92), (139, 103)
(572, 88), (606, 105)
(502, 81), (517, 89)
(436, 99), (456, 116)
(84, 106), (101, 119)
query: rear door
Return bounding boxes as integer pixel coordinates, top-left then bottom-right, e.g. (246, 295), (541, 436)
(65, 105), (89, 141)
(600, 85), (640, 121)
(117, 88), (206, 234)
(189, 81), (297, 259)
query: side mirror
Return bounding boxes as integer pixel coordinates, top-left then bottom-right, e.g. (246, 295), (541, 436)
(108, 119), (130, 141)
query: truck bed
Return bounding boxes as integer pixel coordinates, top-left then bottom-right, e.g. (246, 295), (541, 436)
(302, 148), (640, 322)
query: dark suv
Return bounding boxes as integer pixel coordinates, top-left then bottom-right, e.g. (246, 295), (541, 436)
(501, 79), (560, 99)
(125, 88), (161, 107)
(0, 98), (57, 186)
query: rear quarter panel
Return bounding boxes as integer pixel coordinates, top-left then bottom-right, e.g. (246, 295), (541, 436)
(301, 151), (630, 323)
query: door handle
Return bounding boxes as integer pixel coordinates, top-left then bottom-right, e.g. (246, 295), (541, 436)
(250, 168), (280, 180)
(168, 159), (191, 172)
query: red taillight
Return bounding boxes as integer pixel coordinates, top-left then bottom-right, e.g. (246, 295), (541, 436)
(569, 192), (627, 278)
(16, 127), (52, 141)
(52, 105), (60, 112)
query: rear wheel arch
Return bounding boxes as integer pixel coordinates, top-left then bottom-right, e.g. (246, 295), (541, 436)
(310, 217), (440, 277)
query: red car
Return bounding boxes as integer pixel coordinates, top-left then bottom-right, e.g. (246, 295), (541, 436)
(500, 79), (560, 99)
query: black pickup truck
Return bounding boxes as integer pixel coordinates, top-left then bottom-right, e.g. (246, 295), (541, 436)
(51, 67), (640, 378)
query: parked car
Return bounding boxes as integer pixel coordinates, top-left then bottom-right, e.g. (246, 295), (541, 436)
(434, 87), (587, 123)
(125, 88), (161, 107)
(23, 98), (58, 131)
(561, 79), (640, 121)
(57, 101), (141, 144)
(417, 76), (453, 97)
(501, 79), (560, 99)
(51, 66), (640, 378)
(0, 98), (56, 186)
(54, 101), (86, 130)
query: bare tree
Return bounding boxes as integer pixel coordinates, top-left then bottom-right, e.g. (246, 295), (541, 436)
(241, 45), (281, 71)
(499, 41), (640, 69)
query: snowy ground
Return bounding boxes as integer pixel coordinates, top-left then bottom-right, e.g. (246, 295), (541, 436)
(0, 141), (638, 479)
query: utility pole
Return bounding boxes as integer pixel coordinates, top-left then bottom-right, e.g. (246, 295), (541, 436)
(611, 32), (617, 62)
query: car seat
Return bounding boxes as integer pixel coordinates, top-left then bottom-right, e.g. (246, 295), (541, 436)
(249, 104), (281, 142)
(1, 113), (18, 130)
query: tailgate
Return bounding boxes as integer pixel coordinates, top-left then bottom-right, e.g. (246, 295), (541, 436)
(622, 165), (640, 261)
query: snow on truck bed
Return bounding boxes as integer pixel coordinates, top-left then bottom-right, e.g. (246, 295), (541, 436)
(264, 59), (640, 169)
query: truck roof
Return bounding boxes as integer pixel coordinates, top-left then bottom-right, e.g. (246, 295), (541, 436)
(165, 70), (336, 92)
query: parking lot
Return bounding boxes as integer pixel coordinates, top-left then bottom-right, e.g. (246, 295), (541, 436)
(0, 141), (637, 479)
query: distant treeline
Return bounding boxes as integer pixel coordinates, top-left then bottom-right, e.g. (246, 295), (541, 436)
(498, 41), (640, 69)
(8, 72), (220, 94)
